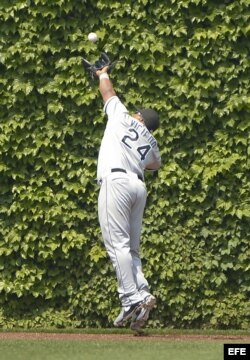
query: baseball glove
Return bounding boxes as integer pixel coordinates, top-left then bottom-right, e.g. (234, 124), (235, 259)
(82, 52), (113, 80)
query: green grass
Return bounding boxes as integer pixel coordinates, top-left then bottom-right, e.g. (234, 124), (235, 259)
(0, 329), (249, 360)
(0, 339), (225, 360)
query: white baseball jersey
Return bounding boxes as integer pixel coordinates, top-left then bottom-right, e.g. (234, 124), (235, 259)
(97, 96), (161, 182)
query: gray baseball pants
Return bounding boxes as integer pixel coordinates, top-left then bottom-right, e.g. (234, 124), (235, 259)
(98, 172), (150, 307)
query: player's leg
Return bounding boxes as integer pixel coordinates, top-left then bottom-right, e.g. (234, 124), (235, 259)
(130, 180), (149, 298)
(129, 180), (156, 332)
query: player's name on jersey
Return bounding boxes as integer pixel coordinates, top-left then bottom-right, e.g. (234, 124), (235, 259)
(130, 119), (157, 148)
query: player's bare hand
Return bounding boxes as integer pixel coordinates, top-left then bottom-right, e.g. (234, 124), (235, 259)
(96, 66), (110, 77)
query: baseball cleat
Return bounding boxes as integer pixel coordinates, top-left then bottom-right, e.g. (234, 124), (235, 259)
(130, 294), (156, 332)
(113, 302), (142, 327)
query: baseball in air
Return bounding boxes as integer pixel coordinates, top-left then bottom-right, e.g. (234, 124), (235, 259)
(88, 32), (98, 43)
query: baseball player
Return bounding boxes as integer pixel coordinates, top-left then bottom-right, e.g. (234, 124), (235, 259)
(95, 62), (161, 332)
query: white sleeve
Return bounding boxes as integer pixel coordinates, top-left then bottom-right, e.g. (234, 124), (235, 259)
(103, 96), (129, 123)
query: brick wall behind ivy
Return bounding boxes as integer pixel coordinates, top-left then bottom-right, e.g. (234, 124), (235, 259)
(0, 0), (249, 329)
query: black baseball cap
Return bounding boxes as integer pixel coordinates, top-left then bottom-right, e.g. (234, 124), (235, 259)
(134, 106), (160, 132)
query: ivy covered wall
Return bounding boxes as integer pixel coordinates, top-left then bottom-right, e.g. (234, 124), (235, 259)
(0, 0), (249, 329)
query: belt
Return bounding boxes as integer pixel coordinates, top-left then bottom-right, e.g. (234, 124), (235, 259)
(111, 168), (144, 182)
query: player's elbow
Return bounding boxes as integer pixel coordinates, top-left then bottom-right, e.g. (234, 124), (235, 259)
(146, 159), (161, 171)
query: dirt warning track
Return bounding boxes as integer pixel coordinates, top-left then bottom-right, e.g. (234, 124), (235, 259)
(0, 332), (249, 341)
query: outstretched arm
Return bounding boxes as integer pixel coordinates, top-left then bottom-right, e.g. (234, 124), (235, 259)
(96, 66), (116, 103)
